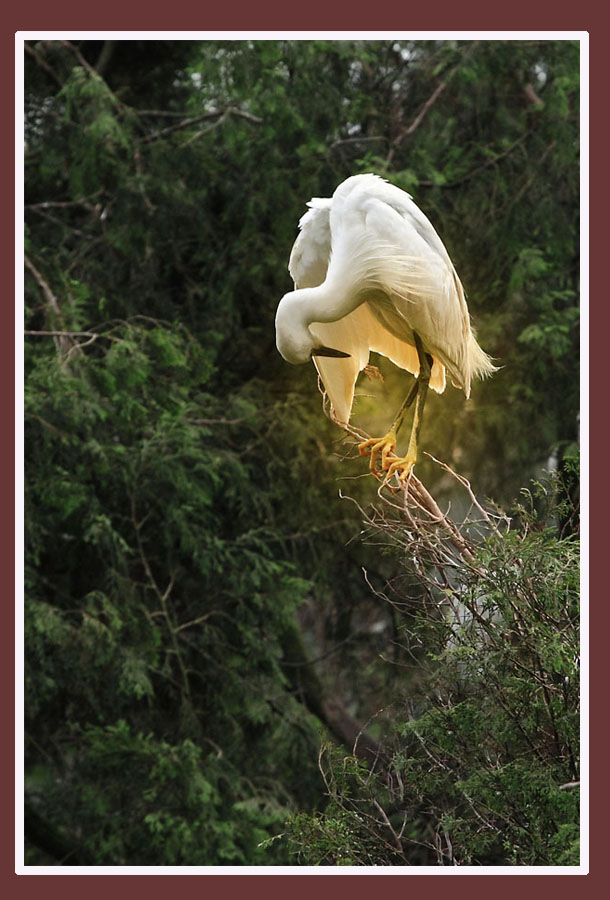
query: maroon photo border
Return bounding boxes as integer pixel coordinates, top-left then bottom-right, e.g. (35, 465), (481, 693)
(5, 5), (600, 898)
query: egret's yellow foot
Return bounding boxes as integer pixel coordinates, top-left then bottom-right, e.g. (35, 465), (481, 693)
(358, 430), (398, 476)
(384, 455), (416, 486)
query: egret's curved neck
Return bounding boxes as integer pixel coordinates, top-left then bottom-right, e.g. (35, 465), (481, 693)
(276, 276), (367, 364)
(293, 276), (364, 326)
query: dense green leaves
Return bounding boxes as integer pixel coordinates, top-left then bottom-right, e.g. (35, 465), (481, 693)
(25, 322), (325, 864)
(286, 478), (580, 866)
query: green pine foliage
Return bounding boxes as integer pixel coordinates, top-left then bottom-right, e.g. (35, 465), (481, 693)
(285, 474), (580, 866)
(25, 322), (326, 863)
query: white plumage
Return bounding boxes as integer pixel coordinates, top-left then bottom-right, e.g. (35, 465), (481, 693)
(275, 174), (495, 480)
(277, 174), (494, 422)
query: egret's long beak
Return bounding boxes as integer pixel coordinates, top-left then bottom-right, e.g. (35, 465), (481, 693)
(311, 346), (351, 359)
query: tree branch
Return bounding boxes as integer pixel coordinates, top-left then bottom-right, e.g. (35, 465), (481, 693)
(418, 133), (531, 190)
(58, 40), (137, 125)
(95, 40), (116, 77)
(24, 255), (74, 358)
(25, 329), (98, 338)
(142, 107), (262, 143)
(280, 621), (388, 769)
(24, 41), (63, 87)
(558, 781), (580, 791)
(60, 40), (108, 84)
(386, 41), (480, 166)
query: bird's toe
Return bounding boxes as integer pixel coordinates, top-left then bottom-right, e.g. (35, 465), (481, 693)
(358, 431), (397, 474)
(385, 455), (416, 486)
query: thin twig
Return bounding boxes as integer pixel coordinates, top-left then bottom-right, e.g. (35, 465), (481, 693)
(133, 147), (155, 213)
(25, 206), (93, 237)
(418, 133), (530, 190)
(373, 799), (409, 861)
(330, 135), (388, 151)
(137, 109), (195, 118)
(175, 612), (217, 633)
(408, 476), (479, 567)
(25, 329), (98, 338)
(185, 416), (249, 427)
(24, 41), (63, 87)
(24, 258), (62, 319)
(25, 195), (102, 212)
(24, 256), (73, 358)
(131, 493), (190, 700)
(425, 453), (506, 535)
(58, 41), (145, 134)
(59, 40), (128, 116)
(142, 107), (262, 143)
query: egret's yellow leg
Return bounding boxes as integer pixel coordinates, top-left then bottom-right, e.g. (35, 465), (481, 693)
(358, 373), (419, 476)
(384, 335), (432, 485)
(359, 333), (433, 482)
(384, 399), (424, 484)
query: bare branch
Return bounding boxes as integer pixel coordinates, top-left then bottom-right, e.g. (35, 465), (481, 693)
(24, 257), (62, 319)
(133, 147), (155, 213)
(25, 329), (98, 338)
(386, 41), (480, 166)
(24, 41), (63, 87)
(60, 40), (100, 79)
(184, 416), (249, 427)
(24, 256), (73, 358)
(137, 109), (195, 118)
(408, 476), (480, 567)
(330, 135), (388, 151)
(130, 493), (191, 700)
(95, 40), (116, 77)
(25, 195), (102, 213)
(25, 205), (95, 237)
(142, 107), (262, 144)
(373, 798), (409, 862)
(425, 453), (507, 536)
(58, 40), (139, 126)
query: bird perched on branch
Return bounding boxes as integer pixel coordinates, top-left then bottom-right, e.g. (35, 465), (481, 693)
(275, 174), (496, 483)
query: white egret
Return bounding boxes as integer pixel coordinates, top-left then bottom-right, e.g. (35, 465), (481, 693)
(275, 174), (496, 483)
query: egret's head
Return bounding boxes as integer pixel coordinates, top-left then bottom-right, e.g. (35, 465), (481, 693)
(275, 291), (315, 364)
(275, 290), (350, 365)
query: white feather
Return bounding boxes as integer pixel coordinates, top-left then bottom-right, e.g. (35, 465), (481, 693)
(276, 174), (496, 423)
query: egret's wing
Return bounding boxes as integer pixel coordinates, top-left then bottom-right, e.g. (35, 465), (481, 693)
(367, 178), (472, 381)
(288, 180), (466, 423)
(331, 174), (494, 396)
(288, 198), (332, 289)
(290, 188), (447, 423)
(308, 310), (369, 425)
(332, 173), (456, 271)
(309, 303), (445, 425)
(361, 303), (446, 394)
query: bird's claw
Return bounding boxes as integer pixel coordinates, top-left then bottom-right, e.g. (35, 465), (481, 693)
(358, 431), (397, 474)
(359, 433), (416, 487)
(384, 455), (416, 487)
